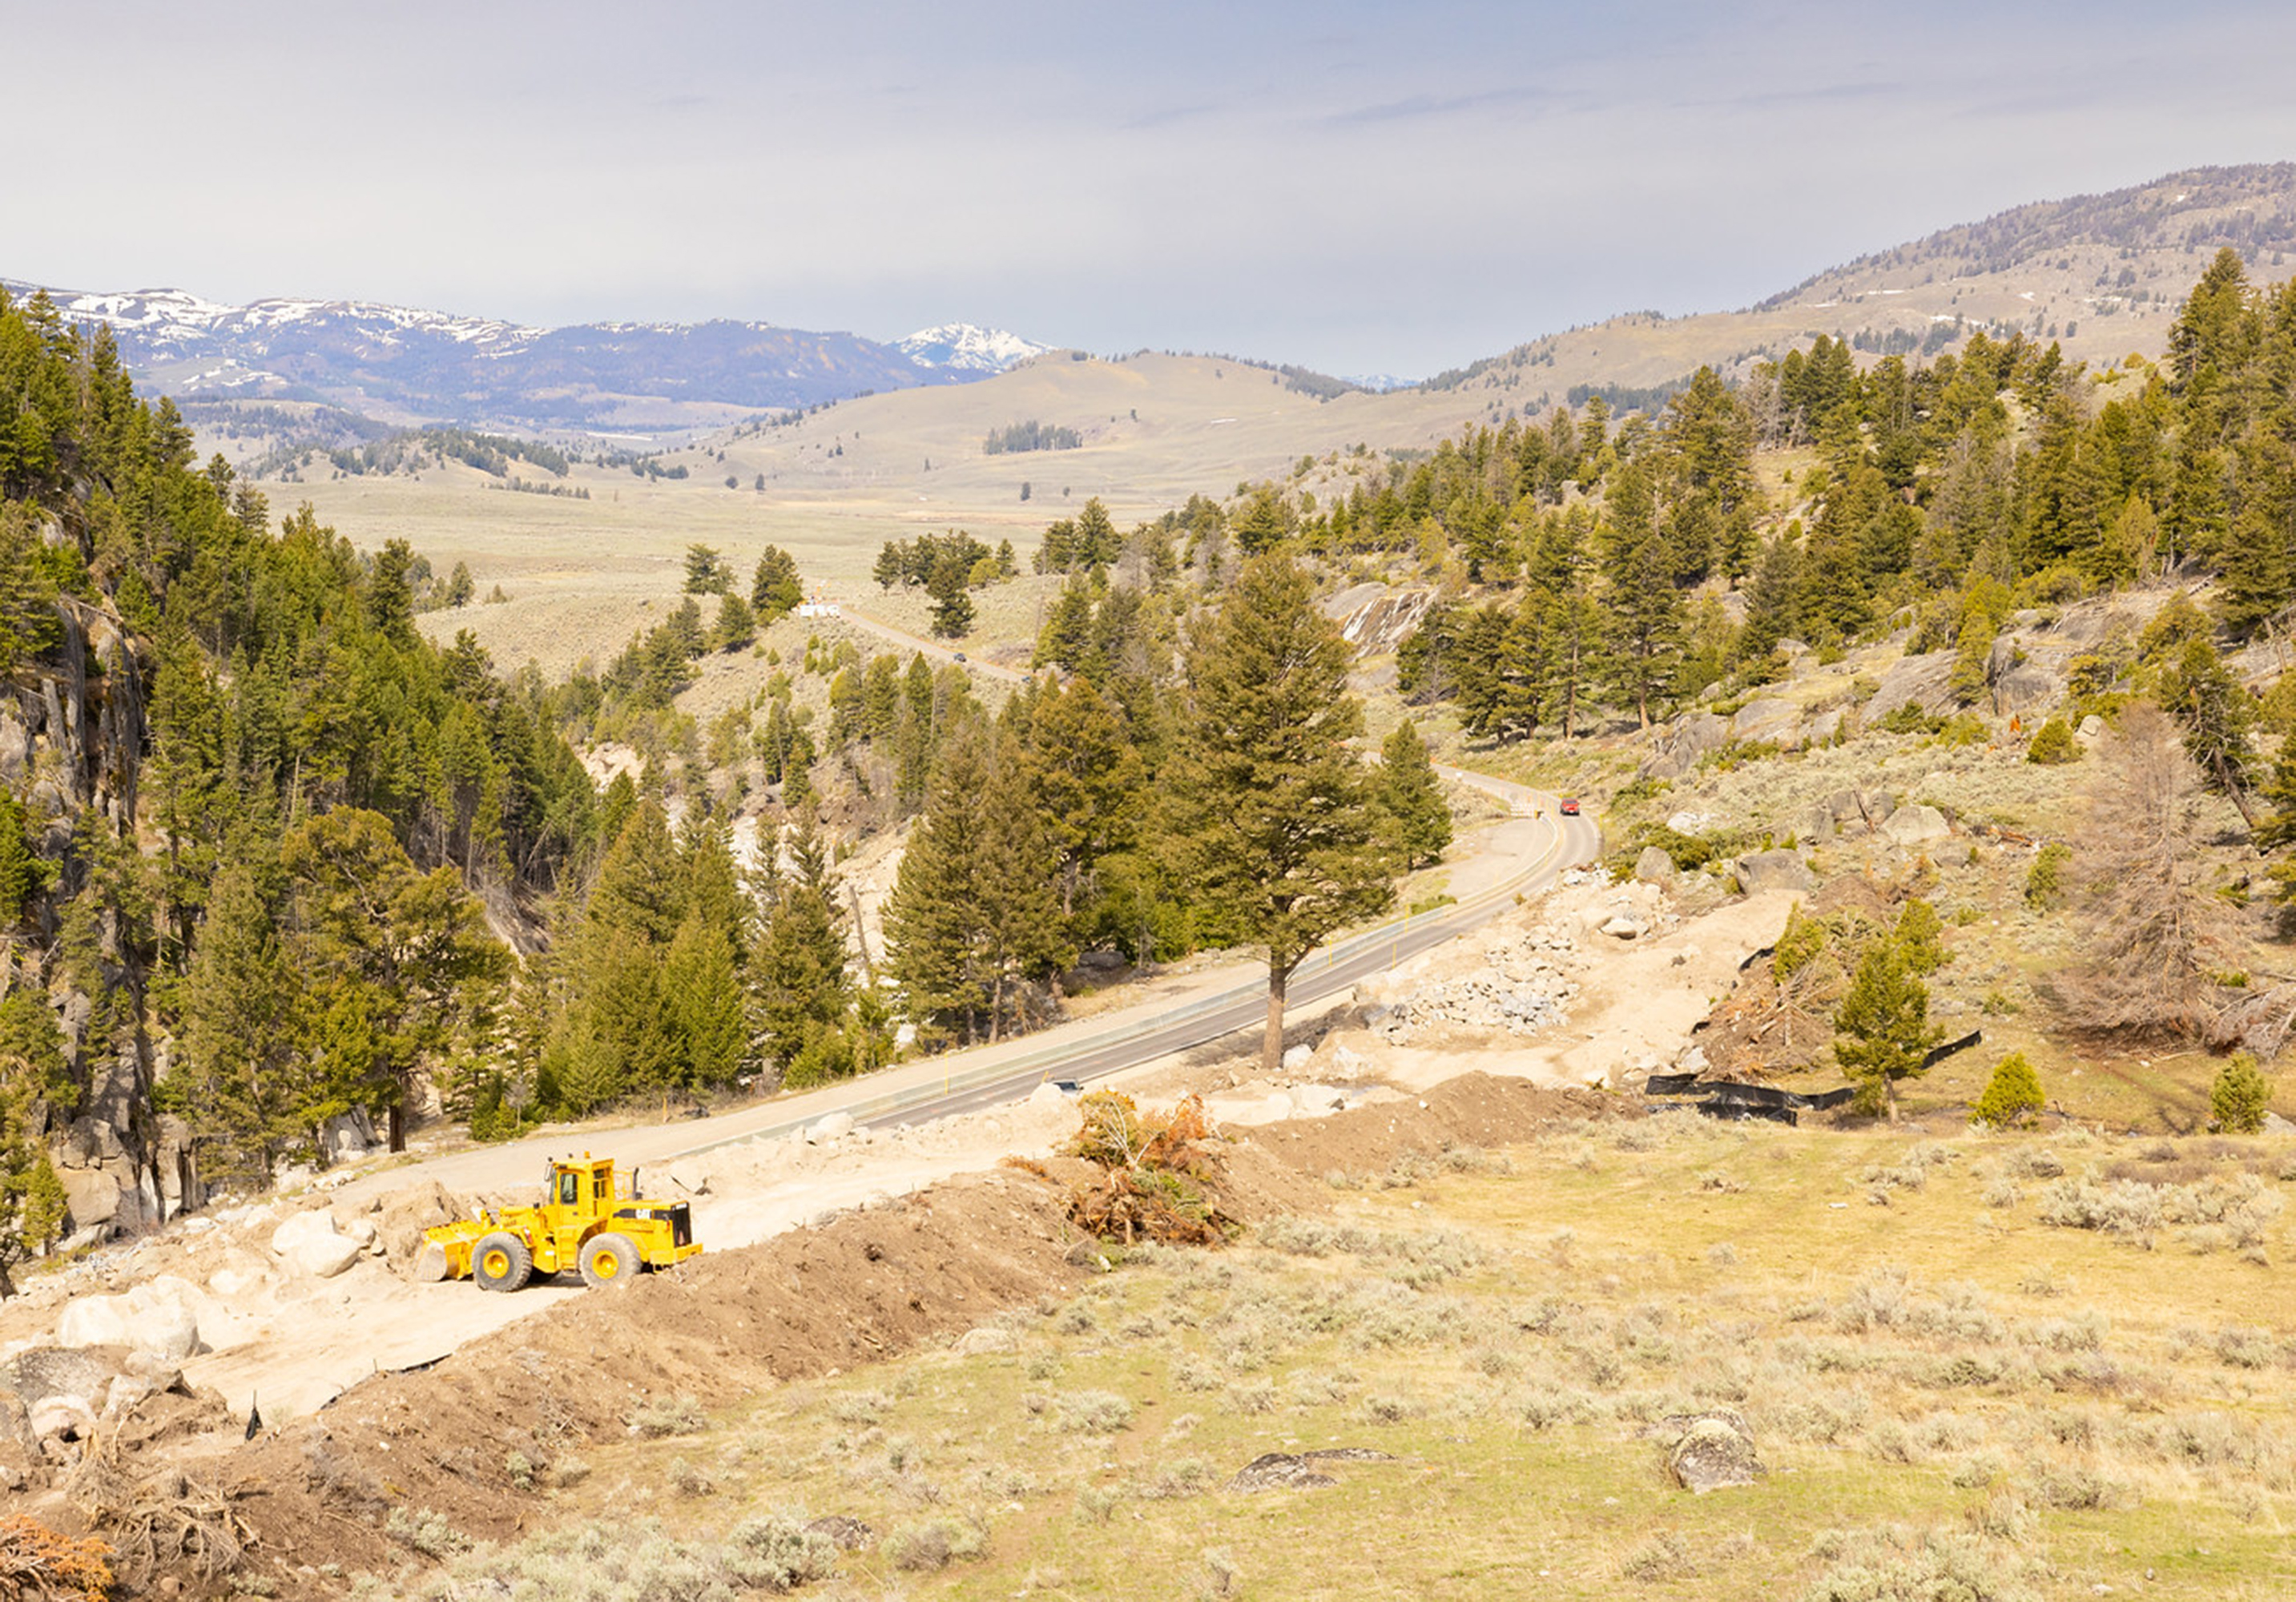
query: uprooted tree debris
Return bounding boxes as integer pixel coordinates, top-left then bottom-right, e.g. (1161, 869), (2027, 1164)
(1062, 1092), (1239, 1246)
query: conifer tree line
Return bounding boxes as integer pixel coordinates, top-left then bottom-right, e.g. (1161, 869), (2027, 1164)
(0, 288), (608, 1210)
(1355, 251), (2296, 769)
(872, 529), (1019, 638)
(880, 489), (1451, 1067)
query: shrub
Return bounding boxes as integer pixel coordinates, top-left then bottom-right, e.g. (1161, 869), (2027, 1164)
(0, 1517), (112, 1602)
(2024, 717), (2079, 765)
(2024, 842), (2071, 909)
(626, 1395), (708, 1438)
(1050, 1390), (1135, 1434)
(720, 1514), (839, 1591)
(2210, 1053), (2271, 1134)
(1972, 1053), (2045, 1128)
(881, 1517), (984, 1572)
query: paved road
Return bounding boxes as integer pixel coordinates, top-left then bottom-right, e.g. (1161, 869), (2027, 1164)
(335, 767), (1600, 1206)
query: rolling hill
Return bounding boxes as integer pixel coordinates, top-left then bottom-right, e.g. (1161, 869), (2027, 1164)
(102, 161), (2296, 678)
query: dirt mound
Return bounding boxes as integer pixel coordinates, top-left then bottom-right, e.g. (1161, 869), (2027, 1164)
(113, 1073), (1611, 1591)
(138, 1168), (1094, 1584)
(1244, 1071), (1627, 1177)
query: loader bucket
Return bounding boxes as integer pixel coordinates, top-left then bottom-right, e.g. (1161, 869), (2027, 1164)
(418, 1217), (493, 1282)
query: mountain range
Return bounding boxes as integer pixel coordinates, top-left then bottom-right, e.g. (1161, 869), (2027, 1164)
(0, 280), (1049, 435)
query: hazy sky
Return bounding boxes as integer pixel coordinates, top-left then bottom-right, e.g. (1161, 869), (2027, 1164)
(10, 1), (2294, 376)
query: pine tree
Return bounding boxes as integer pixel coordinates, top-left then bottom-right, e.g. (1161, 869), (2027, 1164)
(1832, 908), (1943, 1121)
(1376, 721), (1452, 869)
(177, 862), (301, 1184)
(712, 592), (756, 651)
(1596, 458), (1682, 727)
(662, 909), (746, 1087)
(752, 545), (804, 620)
(1025, 676), (1143, 921)
(885, 723), (997, 1045)
(1972, 1052), (2045, 1129)
(753, 815), (853, 1073)
(684, 543), (731, 595)
(2158, 636), (2258, 824)
(1177, 554), (1396, 1073)
(0, 992), (69, 1292)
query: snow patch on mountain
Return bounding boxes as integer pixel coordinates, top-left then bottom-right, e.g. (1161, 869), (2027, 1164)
(897, 323), (1049, 373)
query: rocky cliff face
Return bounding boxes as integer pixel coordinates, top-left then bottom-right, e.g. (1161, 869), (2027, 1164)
(2, 586), (178, 1249)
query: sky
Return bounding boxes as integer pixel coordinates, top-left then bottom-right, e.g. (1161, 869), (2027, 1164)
(10, 0), (2296, 379)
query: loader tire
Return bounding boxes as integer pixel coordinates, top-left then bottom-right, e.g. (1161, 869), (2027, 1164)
(579, 1231), (641, 1289)
(473, 1231), (533, 1292)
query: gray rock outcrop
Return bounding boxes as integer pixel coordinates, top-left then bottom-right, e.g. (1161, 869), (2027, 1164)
(1882, 803), (1952, 847)
(1733, 850), (1816, 896)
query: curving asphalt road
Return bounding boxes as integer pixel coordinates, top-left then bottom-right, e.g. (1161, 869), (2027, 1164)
(335, 768), (1601, 1206)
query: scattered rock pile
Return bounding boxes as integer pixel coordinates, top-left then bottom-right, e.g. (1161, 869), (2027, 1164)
(1368, 922), (1582, 1042)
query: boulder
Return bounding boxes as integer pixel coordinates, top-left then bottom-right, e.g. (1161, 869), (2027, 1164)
(805, 1111), (856, 1145)
(2078, 714), (2105, 739)
(1, 1346), (123, 1409)
(1633, 846), (1677, 887)
(322, 1107), (377, 1161)
(1733, 850), (1816, 896)
(1992, 662), (2059, 716)
(1806, 709), (1844, 747)
(1601, 916), (1646, 940)
(1668, 1414), (1766, 1493)
(55, 1290), (199, 1360)
(269, 1210), (365, 1279)
(377, 1181), (465, 1271)
(1867, 648), (1956, 721)
(1729, 697), (1800, 746)
(1797, 803), (1836, 846)
(58, 1166), (120, 1230)
(27, 1393), (96, 1445)
(1230, 1452), (1338, 1493)
(53, 1297), (130, 1350)
(1641, 712), (1730, 779)
(1280, 1044), (1315, 1073)
(1882, 803), (1952, 847)
(952, 1326), (1017, 1356)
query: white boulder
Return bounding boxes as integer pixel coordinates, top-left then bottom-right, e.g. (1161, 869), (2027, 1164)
(805, 1111), (856, 1145)
(269, 1210), (365, 1279)
(1881, 803), (1952, 847)
(55, 1283), (202, 1361)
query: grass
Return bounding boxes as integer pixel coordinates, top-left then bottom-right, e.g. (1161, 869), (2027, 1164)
(363, 1114), (2296, 1600)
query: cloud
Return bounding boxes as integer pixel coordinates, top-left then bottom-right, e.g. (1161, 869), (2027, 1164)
(1327, 84), (1558, 126)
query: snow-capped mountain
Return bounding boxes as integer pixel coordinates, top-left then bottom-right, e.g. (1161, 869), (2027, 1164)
(896, 323), (1050, 374)
(0, 280), (1045, 433)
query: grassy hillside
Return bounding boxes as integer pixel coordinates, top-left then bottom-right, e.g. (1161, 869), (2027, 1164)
(356, 1111), (2296, 1600)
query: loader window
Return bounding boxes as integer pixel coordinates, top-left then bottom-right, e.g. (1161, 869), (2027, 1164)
(559, 1172), (579, 1206)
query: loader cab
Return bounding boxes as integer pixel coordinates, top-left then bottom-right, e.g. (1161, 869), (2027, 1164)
(540, 1154), (625, 1226)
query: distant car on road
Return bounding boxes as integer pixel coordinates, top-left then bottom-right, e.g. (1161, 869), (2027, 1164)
(1558, 797), (1581, 815)
(953, 651), (968, 662)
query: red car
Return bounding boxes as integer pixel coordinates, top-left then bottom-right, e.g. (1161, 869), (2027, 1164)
(1558, 797), (1580, 815)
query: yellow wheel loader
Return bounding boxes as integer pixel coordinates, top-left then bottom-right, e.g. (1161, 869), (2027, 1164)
(416, 1153), (701, 1290)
